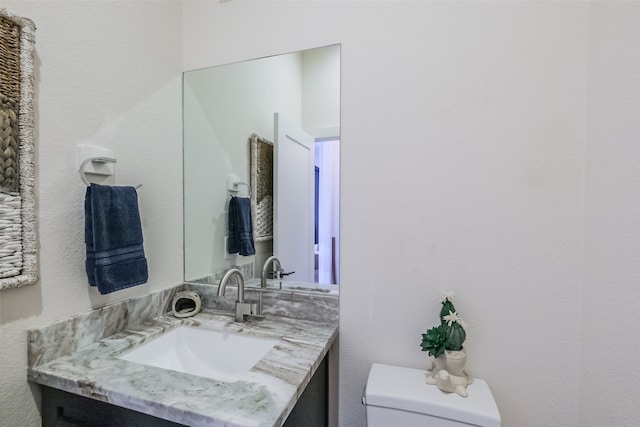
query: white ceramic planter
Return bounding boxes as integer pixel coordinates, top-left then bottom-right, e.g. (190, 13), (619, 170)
(426, 349), (472, 397)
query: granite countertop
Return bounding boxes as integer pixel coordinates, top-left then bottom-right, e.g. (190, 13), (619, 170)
(27, 298), (338, 427)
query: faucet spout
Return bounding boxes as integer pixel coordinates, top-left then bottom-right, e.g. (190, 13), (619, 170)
(217, 267), (245, 302)
(218, 268), (256, 322)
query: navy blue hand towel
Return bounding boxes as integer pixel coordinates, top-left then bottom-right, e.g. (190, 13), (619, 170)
(85, 184), (148, 294)
(227, 196), (255, 256)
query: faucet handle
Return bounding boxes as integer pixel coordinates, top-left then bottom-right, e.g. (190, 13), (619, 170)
(267, 269), (284, 279)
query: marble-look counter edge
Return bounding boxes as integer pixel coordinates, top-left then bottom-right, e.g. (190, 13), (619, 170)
(27, 311), (338, 427)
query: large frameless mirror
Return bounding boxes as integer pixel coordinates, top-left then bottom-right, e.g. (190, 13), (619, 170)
(183, 44), (340, 290)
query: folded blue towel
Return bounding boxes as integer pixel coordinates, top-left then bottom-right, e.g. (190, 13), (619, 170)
(84, 184), (148, 294)
(227, 196), (255, 256)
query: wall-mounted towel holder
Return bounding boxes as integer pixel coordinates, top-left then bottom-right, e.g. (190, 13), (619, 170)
(79, 157), (142, 189)
(79, 156), (114, 185)
(226, 174), (250, 196)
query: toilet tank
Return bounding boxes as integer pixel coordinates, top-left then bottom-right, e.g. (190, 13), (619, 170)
(363, 363), (501, 427)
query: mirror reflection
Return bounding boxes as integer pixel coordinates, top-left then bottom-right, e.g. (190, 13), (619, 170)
(183, 45), (340, 289)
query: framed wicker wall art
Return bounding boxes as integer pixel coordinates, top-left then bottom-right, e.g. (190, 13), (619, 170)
(250, 133), (273, 242)
(0, 8), (38, 290)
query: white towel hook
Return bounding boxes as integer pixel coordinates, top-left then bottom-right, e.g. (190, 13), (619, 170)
(79, 157), (142, 189)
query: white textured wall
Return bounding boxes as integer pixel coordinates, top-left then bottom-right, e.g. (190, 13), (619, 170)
(0, 2), (183, 426)
(582, 2), (640, 425)
(302, 45), (341, 135)
(183, 2), (589, 426)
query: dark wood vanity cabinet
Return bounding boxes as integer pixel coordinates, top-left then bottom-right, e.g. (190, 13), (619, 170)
(41, 386), (185, 427)
(283, 356), (328, 427)
(41, 356), (328, 427)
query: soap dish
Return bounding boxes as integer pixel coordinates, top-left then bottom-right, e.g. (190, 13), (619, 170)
(172, 291), (202, 318)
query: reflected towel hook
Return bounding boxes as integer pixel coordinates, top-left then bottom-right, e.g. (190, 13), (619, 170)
(79, 157), (142, 189)
(226, 174), (250, 196)
(230, 181), (251, 193)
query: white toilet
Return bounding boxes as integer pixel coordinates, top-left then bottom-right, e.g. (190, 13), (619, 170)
(363, 363), (501, 427)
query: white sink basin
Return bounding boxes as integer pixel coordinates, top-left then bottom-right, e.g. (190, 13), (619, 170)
(118, 326), (278, 382)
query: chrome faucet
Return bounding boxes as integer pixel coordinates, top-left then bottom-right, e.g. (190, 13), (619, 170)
(259, 256), (282, 315)
(217, 268), (257, 322)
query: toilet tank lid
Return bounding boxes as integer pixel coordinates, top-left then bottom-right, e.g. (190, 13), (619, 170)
(364, 363), (501, 427)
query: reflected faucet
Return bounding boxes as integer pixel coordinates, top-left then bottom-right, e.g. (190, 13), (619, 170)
(217, 268), (257, 322)
(261, 256), (282, 288)
(259, 256), (283, 315)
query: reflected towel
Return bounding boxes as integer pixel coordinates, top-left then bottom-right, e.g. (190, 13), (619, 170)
(85, 184), (148, 294)
(227, 196), (255, 256)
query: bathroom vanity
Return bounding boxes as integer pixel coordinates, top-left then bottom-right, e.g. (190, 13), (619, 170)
(39, 356), (327, 427)
(27, 284), (338, 426)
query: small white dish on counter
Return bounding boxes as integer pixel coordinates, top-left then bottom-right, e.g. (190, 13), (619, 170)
(118, 325), (277, 382)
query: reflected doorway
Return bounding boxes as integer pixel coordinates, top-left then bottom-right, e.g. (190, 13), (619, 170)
(314, 138), (340, 285)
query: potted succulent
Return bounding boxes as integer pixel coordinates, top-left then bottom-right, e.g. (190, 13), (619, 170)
(420, 291), (471, 397)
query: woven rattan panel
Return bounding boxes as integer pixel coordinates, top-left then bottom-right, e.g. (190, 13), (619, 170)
(251, 135), (274, 241)
(0, 16), (21, 193)
(0, 8), (37, 288)
(0, 12), (24, 281)
(255, 140), (273, 207)
(0, 16), (21, 100)
(0, 94), (19, 192)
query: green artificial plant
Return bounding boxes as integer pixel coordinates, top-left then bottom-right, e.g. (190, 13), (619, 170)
(420, 291), (467, 358)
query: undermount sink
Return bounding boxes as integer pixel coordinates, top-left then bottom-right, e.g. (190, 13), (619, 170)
(118, 326), (278, 382)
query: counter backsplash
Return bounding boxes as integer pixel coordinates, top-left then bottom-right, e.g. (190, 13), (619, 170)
(182, 283), (339, 325)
